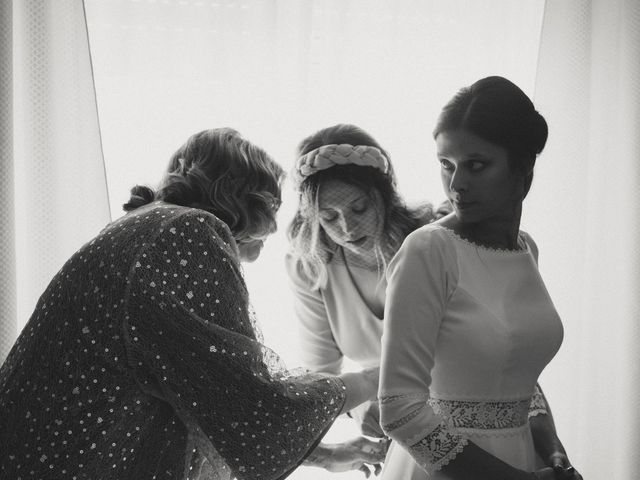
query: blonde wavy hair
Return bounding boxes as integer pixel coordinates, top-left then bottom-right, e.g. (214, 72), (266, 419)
(287, 124), (433, 289)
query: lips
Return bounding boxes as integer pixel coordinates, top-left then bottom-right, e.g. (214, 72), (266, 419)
(453, 200), (475, 210)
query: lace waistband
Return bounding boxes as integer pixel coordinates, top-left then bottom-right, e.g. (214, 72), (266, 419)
(429, 398), (530, 430)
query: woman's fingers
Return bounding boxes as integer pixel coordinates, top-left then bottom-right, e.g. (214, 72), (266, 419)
(548, 452), (580, 479)
(352, 437), (387, 462)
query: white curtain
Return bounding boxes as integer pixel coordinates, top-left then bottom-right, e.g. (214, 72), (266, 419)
(527, 0), (640, 478)
(0, 0), (17, 362)
(0, 0), (110, 362)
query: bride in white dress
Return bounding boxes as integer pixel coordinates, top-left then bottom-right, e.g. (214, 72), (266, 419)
(378, 76), (582, 480)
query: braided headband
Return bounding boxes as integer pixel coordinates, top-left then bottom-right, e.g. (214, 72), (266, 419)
(292, 144), (390, 186)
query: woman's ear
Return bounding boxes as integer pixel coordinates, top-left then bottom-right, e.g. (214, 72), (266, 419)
(520, 170), (534, 199)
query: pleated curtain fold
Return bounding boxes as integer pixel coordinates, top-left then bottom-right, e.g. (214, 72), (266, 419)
(0, 0), (111, 362)
(530, 1), (640, 477)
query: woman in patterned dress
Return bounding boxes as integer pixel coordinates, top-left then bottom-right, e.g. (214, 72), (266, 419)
(0, 128), (384, 480)
(378, 77), (583, 480)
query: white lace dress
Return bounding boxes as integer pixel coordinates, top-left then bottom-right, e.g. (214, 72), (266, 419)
(378, 225), (564, 479)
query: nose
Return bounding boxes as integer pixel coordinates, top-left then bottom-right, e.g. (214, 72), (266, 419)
(338, 213), (359, 235)
(448, 167), (469, 194)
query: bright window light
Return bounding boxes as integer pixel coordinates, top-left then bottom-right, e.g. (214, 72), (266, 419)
(84, 2), (544, 478)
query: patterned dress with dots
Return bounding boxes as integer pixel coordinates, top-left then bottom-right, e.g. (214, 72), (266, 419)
(0, 202), (345, 480)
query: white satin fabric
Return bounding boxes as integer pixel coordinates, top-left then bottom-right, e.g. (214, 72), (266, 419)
(379, 225), (563, 478)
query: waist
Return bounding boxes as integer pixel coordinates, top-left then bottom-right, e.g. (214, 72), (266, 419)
(428, 397), (531, 430)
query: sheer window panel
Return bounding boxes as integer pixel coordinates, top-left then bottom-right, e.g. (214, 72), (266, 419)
(84, 1), (544, 478)
(530, 1), (640, 478)
(2, 0), (111, 344)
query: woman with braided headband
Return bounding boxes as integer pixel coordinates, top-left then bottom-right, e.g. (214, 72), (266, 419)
(286, 124), (449, 446)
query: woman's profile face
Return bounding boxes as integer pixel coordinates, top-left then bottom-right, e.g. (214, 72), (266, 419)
(238, 237), (265, 263)
(237, 191), (280, 263)
(316, 179), (383, 255)
(436, 129), (523, 225)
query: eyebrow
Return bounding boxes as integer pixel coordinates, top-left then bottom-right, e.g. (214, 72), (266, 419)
(319, 194), (367, 211)
(437, 153), (491, 160)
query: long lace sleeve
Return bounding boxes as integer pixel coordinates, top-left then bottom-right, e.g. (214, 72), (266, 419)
(123, 210), (345, 480)
(285, 254), (343, 374)
(379, 228), (467, 476)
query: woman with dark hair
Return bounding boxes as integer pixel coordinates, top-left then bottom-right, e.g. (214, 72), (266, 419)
(378, 77), (582, 479)
(286, 124), (446, 438)
(0, 127), (384, 480)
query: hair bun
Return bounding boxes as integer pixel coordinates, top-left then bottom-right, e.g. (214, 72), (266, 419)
(123, 185), (156, 212)
(529, 110), (549, 155)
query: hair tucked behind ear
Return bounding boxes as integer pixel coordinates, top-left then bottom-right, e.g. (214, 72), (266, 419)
(434, 76), (548, 197)
(123, 128), (284, 242)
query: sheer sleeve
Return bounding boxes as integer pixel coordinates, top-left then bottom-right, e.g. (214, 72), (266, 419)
(379, 228), (468, 475)
(123, 210), (345, 480)
(284, 254), (343, 375)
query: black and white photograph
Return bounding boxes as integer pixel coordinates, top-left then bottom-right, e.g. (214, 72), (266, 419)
(1, 1), (638, 479)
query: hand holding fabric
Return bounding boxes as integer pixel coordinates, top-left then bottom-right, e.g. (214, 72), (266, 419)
(348, 399), (385, 438)
(305, 437), (389, 478)
(531, 462), (582, 480)
(548, 453), (583, 480)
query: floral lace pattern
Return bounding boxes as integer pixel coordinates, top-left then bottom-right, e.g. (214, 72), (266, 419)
(409, 423), (469, 475)
(527, 384), (548, 418)
(380, 393), (541, 475)
(429, 398), (530, 429)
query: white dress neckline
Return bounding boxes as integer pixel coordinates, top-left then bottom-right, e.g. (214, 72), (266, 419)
(433, 224), (530, 254)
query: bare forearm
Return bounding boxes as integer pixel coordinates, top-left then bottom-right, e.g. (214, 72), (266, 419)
(338, 369), (378, 414)
(303, 442), (330, 466)
(529, 413), (566, 461)
(529, 386), (566, 461)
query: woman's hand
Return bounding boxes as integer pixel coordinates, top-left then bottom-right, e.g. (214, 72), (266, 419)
(305, 437), (389, 478)
(528, 400), (582, 479)
(546, 452), (583, 479)
(434, 199), (453, 220)
(348, 400), (385, 438)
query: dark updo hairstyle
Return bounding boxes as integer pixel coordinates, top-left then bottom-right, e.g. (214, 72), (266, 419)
(433, 76), (548, 197)
(123, 128), (284, 243)
(288, 124), (433, 287)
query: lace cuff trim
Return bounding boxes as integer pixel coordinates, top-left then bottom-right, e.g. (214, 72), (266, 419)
(528, 385), (548, 418)
(382, 404), (425, 432)
(409, 423), (469, 475)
